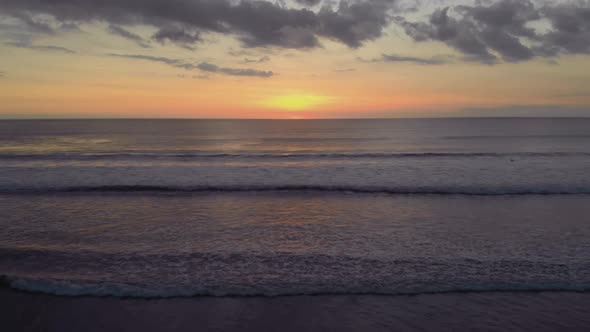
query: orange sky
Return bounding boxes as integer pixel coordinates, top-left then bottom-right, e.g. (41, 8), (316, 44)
(1, 0), (589, 118)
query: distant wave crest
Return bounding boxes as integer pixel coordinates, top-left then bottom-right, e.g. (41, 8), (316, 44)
(3, 185), (590, 195)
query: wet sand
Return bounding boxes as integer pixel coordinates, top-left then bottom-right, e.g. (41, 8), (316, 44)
(1, 290), (589, 331)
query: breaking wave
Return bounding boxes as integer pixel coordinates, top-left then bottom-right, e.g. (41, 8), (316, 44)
(2, 184), (590, 195)
(1, 247), (589, 298)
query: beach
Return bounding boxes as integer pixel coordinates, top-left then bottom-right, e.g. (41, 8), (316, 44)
(3, 289), (590, 331)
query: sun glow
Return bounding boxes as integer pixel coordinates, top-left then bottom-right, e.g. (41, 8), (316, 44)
(264, 94), (334, 111)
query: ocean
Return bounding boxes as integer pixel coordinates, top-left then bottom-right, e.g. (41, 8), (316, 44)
(1, 119), (590, 330)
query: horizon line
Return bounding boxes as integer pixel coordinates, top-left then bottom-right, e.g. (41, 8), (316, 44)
(1, 116), (590, 121)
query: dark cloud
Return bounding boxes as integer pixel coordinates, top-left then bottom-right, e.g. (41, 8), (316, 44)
(456, 0), (538, 62)
(539, 2), (590, 56)
(396, 7), (500, 64)
(295, 0), (322, 7)
(0, 0), (398, 50)
(396, 0), (590, 64)
(11, 12), (55, 35)
(3, 0), (590, 65)
(107, 53), (274, 77)
(152, 26), (201, 48)
(107, 25), (151, 48)
(317, 0), (396, 48)
(229, 1), (320, 48)
(5, 41), (76, 54)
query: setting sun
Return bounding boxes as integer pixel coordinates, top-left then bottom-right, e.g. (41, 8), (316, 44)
(263, 94), (334, 111)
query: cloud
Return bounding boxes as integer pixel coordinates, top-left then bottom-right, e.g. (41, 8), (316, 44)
(0, 0), (399, 49)
(396, 7), (500, 64)
(10, 12), (55, 35)
(396, 0), (590, 64)
(5, 41), (76, 54)
(242, 56), (271, 64)
(363, 53), (452, 65)
(152, 26), (201, 49)
(295, 0), (322, 7)
(538, 1), (590, 56)
(196, 62), (274, 77)
(317, 0), (396, 48)
(107, 53), (183, 66)
(107, 25), (150, 48)
(227, 48), (256, 57)
(3, 0), (590, 65)
(0, 71), (4, 77)
(107, 53), (274, 77)
(59, 22), (80, 32)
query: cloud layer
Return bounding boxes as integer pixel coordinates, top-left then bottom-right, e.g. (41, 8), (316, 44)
(0, 0), (398, 49)
(1, 0), (590, 65)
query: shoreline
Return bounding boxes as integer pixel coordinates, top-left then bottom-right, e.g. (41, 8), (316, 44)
(2, 277), (590, 299)
(2, 289), (590, 331)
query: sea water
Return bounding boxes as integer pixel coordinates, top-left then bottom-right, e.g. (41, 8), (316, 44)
(1, 119), (589, 297)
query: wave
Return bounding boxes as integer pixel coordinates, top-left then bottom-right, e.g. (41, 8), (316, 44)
(1, 152), (589, 160)
(3, 184), (590, 195)
(2, 247), (589, 298)
(2, 275), (589, 298)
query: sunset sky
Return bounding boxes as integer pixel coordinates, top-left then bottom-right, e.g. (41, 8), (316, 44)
(1, 0), (589, 119)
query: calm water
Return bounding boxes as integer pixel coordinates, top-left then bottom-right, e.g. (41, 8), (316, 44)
(1, 119), (590, 297)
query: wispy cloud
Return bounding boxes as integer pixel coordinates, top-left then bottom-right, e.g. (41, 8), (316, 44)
(359, 54), (452, 65)
(196, 62), (274, 78)
(107, 53), (179, 65)
(107, 25), (151, 48)
(241, 56), (271, 64)
(5, 41), (76, 54)
(107, 53), (274, 77)
(152, 26), (200, 49)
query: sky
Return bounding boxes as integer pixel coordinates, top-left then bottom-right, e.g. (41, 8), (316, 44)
(0, 0), (589, 119)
